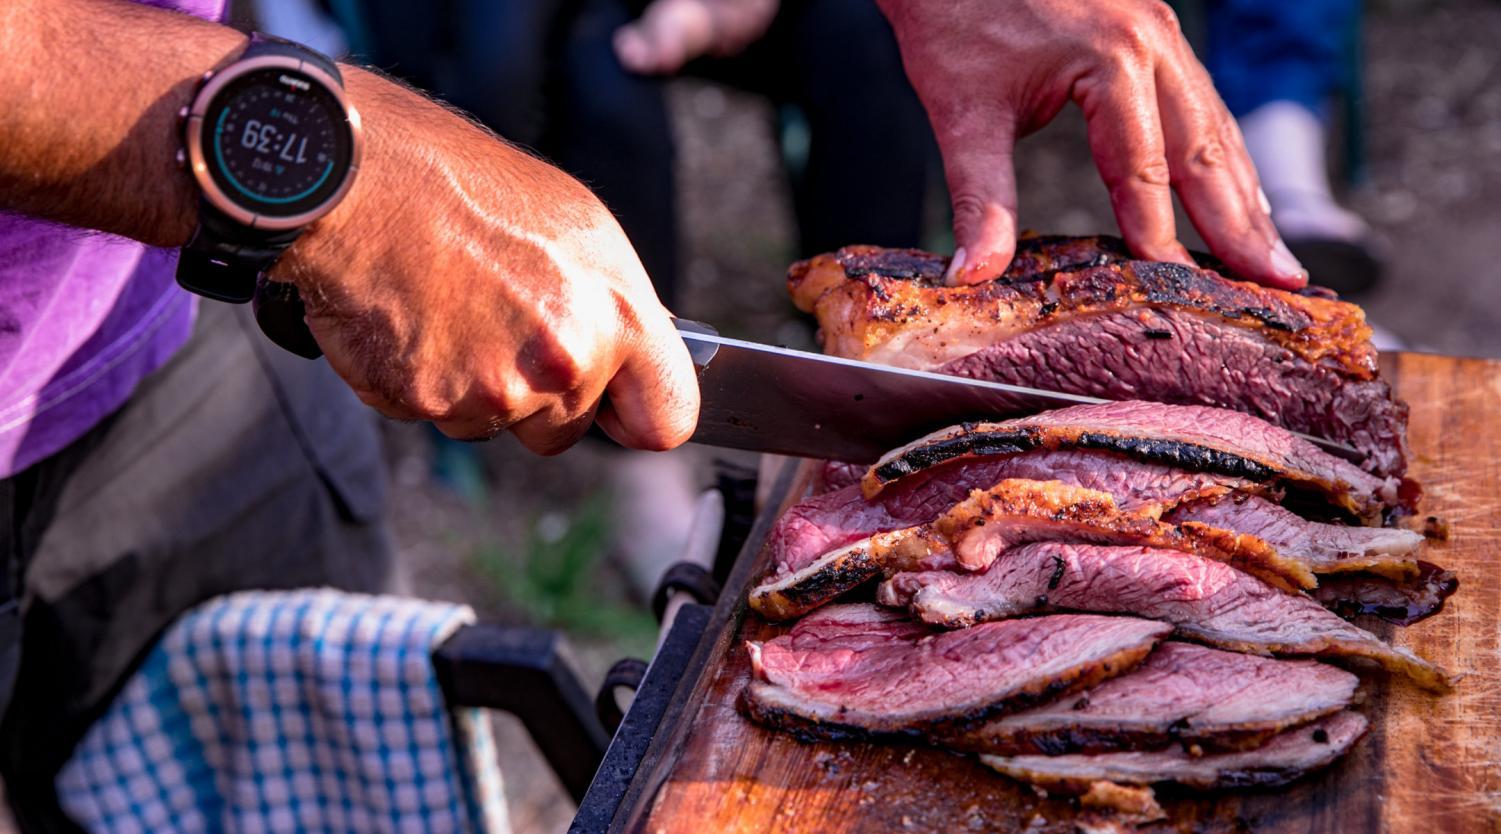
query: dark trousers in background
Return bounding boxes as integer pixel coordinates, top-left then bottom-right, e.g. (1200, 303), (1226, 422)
(0, 301), (398, 832)
(1202, 0), (1360, 118)
(344, 0), (936, 308)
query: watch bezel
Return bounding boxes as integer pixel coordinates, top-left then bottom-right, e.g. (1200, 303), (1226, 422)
(185, 54), (363, 232)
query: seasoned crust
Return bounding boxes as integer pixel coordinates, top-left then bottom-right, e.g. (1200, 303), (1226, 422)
(787, 238), (1377, 377)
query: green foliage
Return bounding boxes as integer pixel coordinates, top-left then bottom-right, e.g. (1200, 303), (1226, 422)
(468, 494), (658, 655)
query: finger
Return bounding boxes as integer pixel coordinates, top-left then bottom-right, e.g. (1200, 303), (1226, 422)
(931, 113), (1020, 285)
(594, 311), (699, 451)
(509, 402), (600, 456)
(1156, 53), (1307, 289)
(613, 0), (713, 75)
(1074, 62), (1192, 266)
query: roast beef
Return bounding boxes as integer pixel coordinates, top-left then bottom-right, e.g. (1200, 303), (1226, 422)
(742, 604), (1171, 740)
(879, 542), (1451, 691)
(789, 236), (1409, 478)
(1166, 492), (1424, 579)
(864, 401), (1407, 522)
(1312, 562), (1459, 626)
(981, 710), (1368, 792)
(751, 478), (1305, 622)
(875, 479), (1314, 589)
(937, 642), (1358, 755)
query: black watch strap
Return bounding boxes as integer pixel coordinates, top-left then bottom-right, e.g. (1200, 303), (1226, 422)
(178, 33), (344, 356)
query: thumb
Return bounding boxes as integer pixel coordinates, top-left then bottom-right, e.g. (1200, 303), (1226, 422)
(595, 310), (701, 451)
(935, 121), (1020, 285)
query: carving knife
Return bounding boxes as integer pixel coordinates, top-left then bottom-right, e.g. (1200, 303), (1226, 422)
(674, 318), (1365, 465)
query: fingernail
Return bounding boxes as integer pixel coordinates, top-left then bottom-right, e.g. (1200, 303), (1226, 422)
(944, 247), (967, 285)
(1258, 187), (1273, 216)
(1270, 238), (1306, 282)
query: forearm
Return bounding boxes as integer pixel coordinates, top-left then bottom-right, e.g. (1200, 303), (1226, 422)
(0, 0), (247, 246)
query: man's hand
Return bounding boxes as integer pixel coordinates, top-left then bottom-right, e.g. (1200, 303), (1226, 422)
(275, 71), (699, 454)
(614, 0), (779, 75)
(877, 0), (1307, 289)
(0, 0), (697, 455)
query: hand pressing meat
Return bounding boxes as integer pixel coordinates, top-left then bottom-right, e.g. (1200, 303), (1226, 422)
(876, 0), (1306, 288)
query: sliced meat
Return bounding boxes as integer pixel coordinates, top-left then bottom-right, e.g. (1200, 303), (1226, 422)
(937, 642), (1359, 755)
(879, 542), (1452, 691)
(864, 401), (1407, 522)
(742, 605), (1171, 740)
(981, 711), (1368, 793)
(1312, 562), (1459, 626)
(752, 454), (1255, 621)
(876, 479), (1314, 589)
(752, 478), (1304, 622)
(1166, 492), (1423, 579)
(788, 238), (1409, 478)
(812, 460), (865, 494)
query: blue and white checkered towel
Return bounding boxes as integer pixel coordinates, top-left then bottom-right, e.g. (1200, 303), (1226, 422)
(56, 589), (510, 834)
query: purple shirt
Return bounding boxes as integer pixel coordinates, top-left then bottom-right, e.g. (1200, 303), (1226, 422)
(0, 0), (226, 478)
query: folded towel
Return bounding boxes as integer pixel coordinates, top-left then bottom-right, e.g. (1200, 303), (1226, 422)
(57, 589), (509, 833)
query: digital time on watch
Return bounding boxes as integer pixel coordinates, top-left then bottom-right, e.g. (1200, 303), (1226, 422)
(177, 33), (362, 357)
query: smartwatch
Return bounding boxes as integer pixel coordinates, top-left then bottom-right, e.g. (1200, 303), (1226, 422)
(176, 33), (362, 355)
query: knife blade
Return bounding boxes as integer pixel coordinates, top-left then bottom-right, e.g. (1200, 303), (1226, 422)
(675, 319), (1364, 465)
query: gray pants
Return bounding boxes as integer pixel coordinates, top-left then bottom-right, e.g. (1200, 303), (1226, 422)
(0, 301), (399, 832)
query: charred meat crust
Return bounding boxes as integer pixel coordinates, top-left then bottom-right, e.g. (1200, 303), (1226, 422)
(941, 721), (1295, 757)
(870, 429), (1279, 495)
(748, 542), (882, 622)
(740, 635), (1160, 742)
(980, 712), (1369, 793)
(787, 237), (1376, 379)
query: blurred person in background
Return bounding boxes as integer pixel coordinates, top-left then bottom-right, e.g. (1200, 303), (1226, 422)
(335, 0), (935, 591)
(1203, 0), (1386, 295)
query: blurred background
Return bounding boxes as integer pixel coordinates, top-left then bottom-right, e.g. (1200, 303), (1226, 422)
(229, 0), (1501, 830)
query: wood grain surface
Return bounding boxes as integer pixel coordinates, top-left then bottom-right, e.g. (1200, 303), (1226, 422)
(625, 353), (1501, 834)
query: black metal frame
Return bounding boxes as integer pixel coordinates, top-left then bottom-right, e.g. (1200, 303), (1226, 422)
(429, 460), (760, 826)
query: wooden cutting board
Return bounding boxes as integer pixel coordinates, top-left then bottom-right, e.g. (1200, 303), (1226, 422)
(622, 353), (1501, 833)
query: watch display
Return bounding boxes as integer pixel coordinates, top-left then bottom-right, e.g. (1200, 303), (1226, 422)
(199, 67), (355, 219)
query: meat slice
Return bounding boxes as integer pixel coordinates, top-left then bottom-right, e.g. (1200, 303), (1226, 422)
(789, 237), (1409, 478)
(752, 453), (1255, 621)
(937, 642), (1359, 755)
(1165, 492), (1423, 579)
(864, 401), (1407, 522)
(742, 605), (1171, 740)
(876, 479), (1314, 588)
(1312, 562), (1459, 626)
(751, 478), (1305, 622)
(981, 711), (1368, 793)
(879, 542), (1451, 691)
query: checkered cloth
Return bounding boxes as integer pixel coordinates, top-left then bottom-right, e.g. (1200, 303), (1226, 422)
(56, 589), (510, 834)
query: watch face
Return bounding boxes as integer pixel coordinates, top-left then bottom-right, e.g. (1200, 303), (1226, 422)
(202, 67), (354, 219)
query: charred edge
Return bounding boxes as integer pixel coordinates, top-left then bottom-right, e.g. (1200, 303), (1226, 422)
(1072, 433), (1280, 482)
(945, 725), (1177, 757)
(1126, 261), (1314, 334)
(837, 248), (947, 283)
(872, 430), (1040, 485)
(739, 687), (928, 745)
(756, 550), (883, 620)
